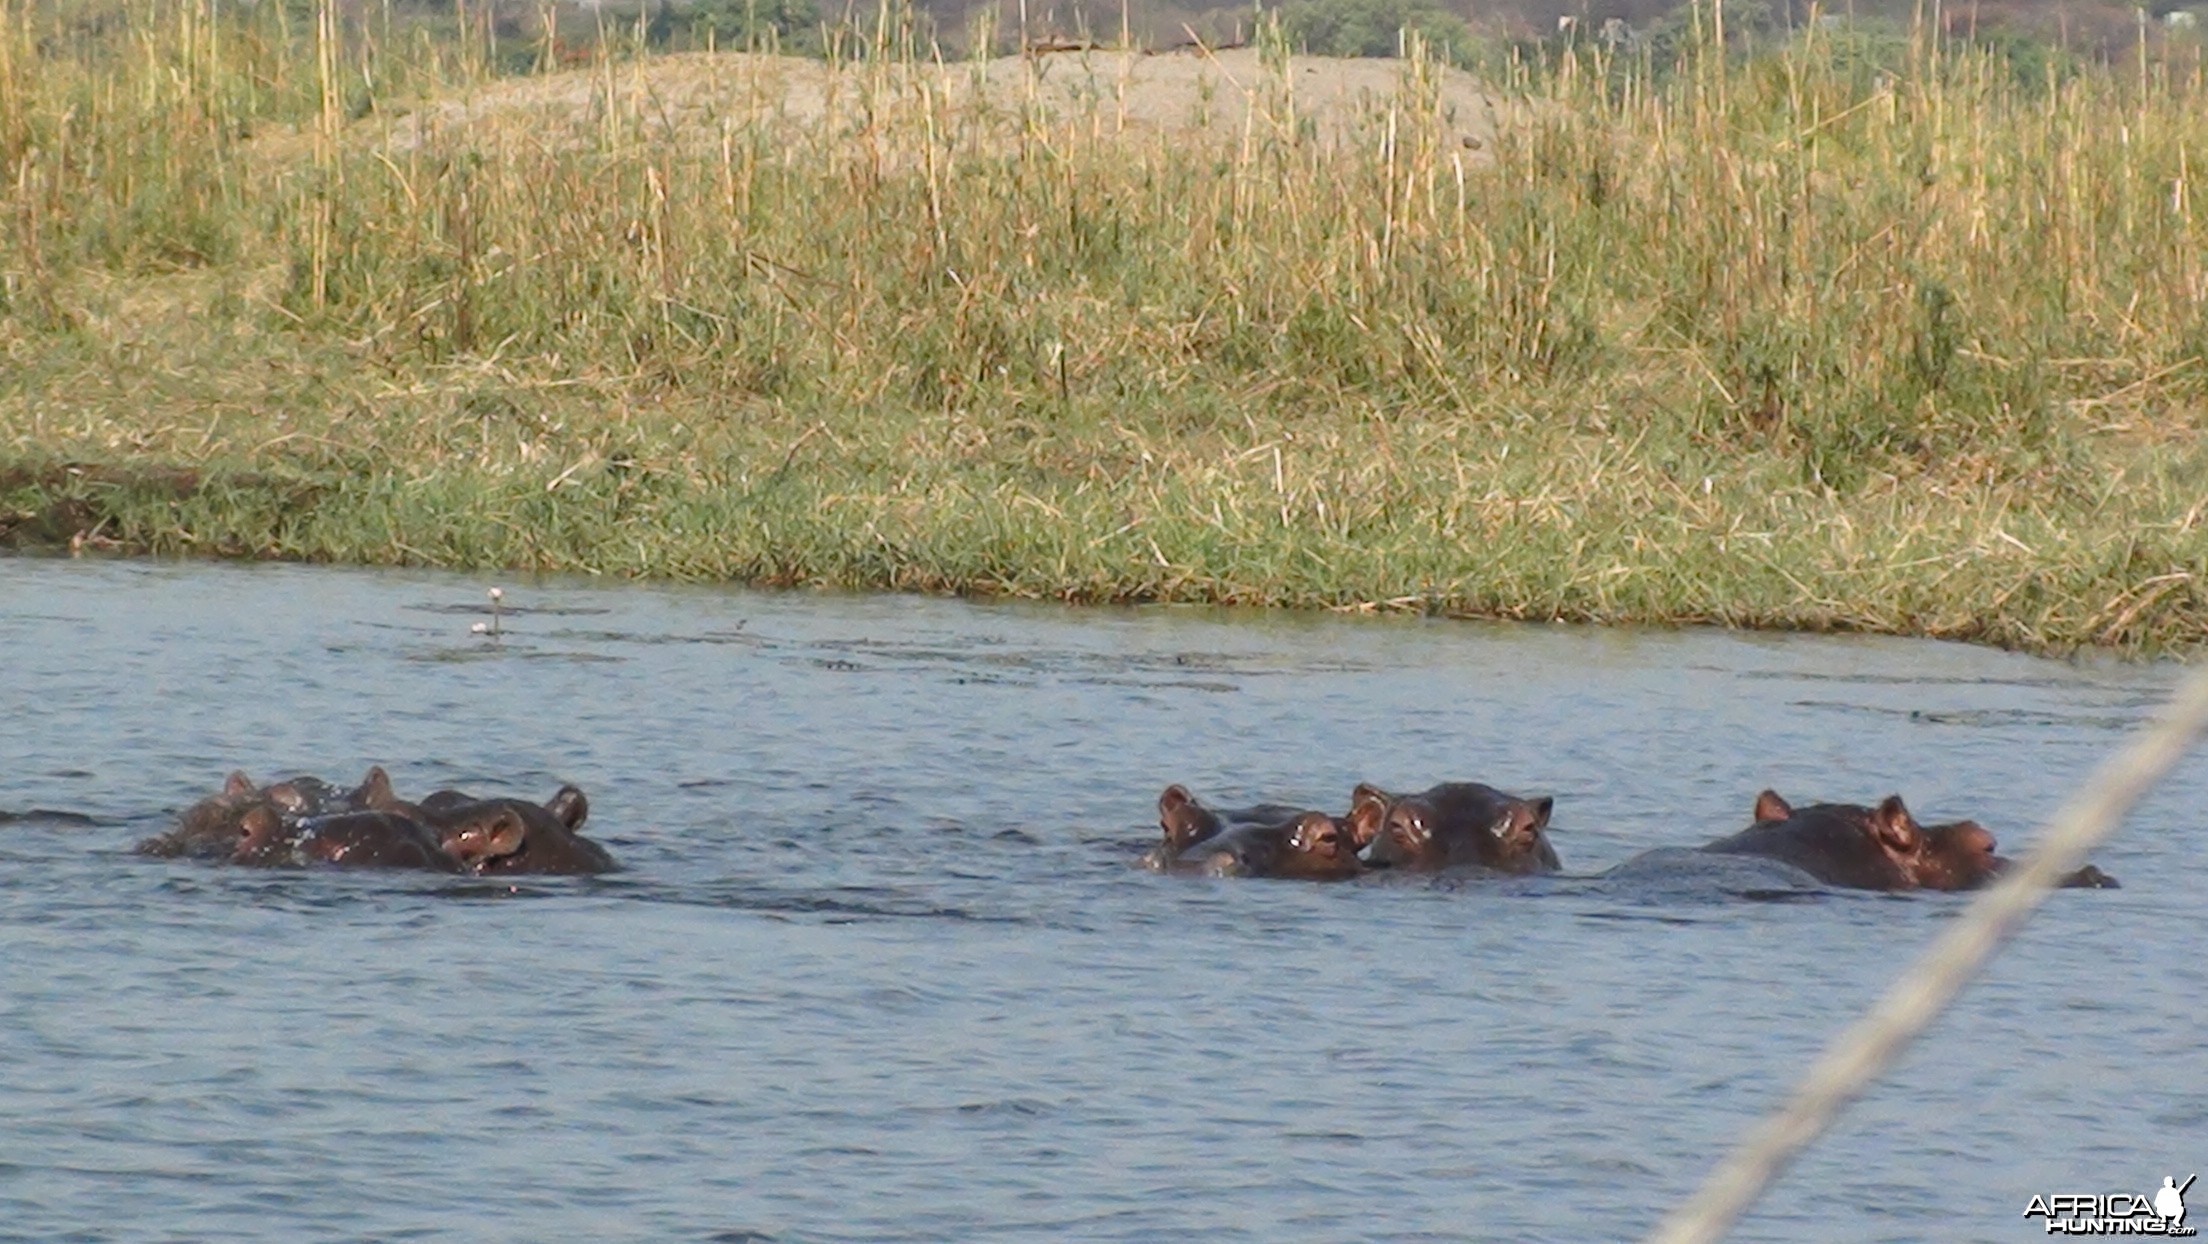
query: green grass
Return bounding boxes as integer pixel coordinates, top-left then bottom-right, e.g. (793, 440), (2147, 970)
(3, 1), (2205, 652)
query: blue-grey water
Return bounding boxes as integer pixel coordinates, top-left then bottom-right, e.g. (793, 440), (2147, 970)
(1, 557), (2201, 1243)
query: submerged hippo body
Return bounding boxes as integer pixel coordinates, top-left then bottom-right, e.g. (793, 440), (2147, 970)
(1704, 790), (2119, 892)
(1176, 812), (1363, 881)
(1362, 782), (1560, 875)
(1594, 847), (1830, 900)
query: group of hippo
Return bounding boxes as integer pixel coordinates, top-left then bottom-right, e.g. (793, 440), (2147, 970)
(1143, 779), (2121, 892)
(130, 765), (2117, 895)
(133, 767), (618, 875)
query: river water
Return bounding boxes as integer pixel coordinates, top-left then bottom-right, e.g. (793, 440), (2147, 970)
(0, 557), (2200, 1242)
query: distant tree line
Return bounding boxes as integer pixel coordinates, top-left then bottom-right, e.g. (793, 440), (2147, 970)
(1273, 0), (1475, 61)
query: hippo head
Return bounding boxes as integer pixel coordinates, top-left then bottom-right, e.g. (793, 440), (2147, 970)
(438, 806), (529, 868)
(140, 771), (280, 859)
(1278, 812), (1362, 880)
(1345, 784), (1391, 854)
(1375, 789), (1556, 872)
(186, 770), (260, 823)
(1904, 807), (2119, 891)
(1156, 784), (1220, 854)
(1371, 801), (1430, 867)
(1472, 796), (1556, 872)
(1184, 812), (1359, 880)
(177, 770), (260, 833)
(1913, 818), (2003, 891)
(230, 804), (290, 865)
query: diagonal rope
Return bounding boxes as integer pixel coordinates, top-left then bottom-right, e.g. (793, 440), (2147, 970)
(1646, 663), (2208, 1244)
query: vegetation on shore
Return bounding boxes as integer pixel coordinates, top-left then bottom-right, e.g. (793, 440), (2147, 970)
(2, 1), (2205, 652)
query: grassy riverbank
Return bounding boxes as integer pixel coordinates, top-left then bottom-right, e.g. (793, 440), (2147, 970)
(3, 3), (2205, 651)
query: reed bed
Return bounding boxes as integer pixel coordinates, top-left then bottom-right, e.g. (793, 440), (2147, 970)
(3, 0), (2204, 652)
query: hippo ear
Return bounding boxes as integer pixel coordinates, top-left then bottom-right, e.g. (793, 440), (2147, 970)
(1346, 787), (1390, 850)
(1158, 785), (1221, 849)
(485, 809), (528, 857)
(1158, 785), (1195, 818)
(545, 785), (588, 830)
(1754, 790), (1792, 822)
(223, 771), (255, 799)
(1870, 795), (1921, 854)
(353, 766), (397, 810)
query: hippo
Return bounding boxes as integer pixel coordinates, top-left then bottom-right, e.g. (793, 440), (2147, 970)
(235, 809), (460, 872)
(1704, 790), (2119, 892)
(1174, 811), (1364, 881)
(1360, 782), (1561, 875)
(1142, 785), (1312, 871)
(135, 770), (263, 858)
(137, 767), (389, 860)
(417, 785), (615, 875)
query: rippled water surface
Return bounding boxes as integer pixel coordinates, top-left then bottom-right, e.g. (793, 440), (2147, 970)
(2, 558), (2203, 1243)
